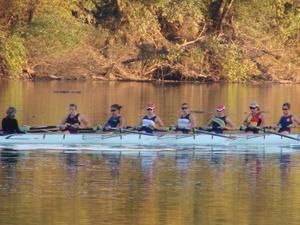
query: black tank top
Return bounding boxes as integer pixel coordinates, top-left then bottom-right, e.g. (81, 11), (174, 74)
(180, 114), (190, 120)
(211, 116), (227, 133)
(66, 114), (80, 125)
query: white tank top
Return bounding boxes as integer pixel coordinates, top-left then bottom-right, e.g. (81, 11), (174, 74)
(142, 116), (156, 128)
(177, 114), (191, 129)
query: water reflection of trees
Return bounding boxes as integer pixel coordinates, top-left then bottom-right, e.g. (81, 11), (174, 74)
(0, 149), (299, 225)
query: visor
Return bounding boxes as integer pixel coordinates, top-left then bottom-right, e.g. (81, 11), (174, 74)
(216, 104), (226, 112)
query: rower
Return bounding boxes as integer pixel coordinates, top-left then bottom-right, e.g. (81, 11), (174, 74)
(277, 102), (300, 134)
(175, 103), (195, 133)
(103, 104), (125, 131)
(243, 102), (265, 133)
(205, 104), (234, 133)
(1, 107), (25, 134)
(59, 104), (90, 133)
(139, 103), (164, 133)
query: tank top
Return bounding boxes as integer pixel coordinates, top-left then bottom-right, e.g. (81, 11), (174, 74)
(142, 116), (156, 128)
(247, 112), (262, 127)
(211, 116), (227, 132)
(106, 116), (121, 128)
(66, 114), (80, 125)
(278, 115), (293, 132)
(177, 114), (191, 129)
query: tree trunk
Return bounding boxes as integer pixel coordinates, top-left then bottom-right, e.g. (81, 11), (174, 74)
(27, 0), (39, 23)
(217, 0), (235, 31)
(208, 0), (223, 29)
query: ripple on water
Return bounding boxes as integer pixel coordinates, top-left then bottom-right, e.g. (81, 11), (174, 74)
(1, 146), (300, 225)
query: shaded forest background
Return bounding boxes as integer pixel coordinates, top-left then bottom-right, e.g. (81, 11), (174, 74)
(0, 0), (299, 82)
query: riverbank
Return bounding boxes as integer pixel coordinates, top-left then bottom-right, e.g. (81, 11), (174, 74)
(1, 76), (298, 85)
(0, 0), (299, 82)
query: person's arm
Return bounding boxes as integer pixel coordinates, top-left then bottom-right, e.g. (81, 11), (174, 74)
(259, 114), (265, 128)
(59, 115), (69, 129)
(225, 117), (234, 129)
(155, 116), (165, 127)
(276, 117), (282, 129)
(14, 119), (24, 134)
(189, 114), (196, 128)
(292, 116), (300, 126)
(205, 117), (214, 127)
(119, 116), (125, 128)
(243, 114), (251, 126)
(139, 117), (144, 128)
(79, 114), (90, 128)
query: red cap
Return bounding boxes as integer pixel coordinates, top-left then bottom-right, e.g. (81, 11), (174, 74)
(216, 104), (226, 112)
(146, 103), (155, 109)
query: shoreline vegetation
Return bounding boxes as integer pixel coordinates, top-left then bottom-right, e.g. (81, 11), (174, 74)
(0, 0), (299, 82)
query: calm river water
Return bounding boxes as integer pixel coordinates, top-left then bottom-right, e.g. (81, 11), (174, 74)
(1, 81), (300, 225)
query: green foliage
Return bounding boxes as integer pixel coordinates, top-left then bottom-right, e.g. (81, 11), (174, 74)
(155, 0), (206, 24)
(125, 2), (161, 40)
(0, 0), (299, 81)
(23, 14), (86, 56)
(234, 0), (300, 43)
(234, 0), (278, 36)
(221, 46), (256, 81)
(206, 38), (258, 81)
(0, 33), (26, 77)
(279, 12), (300, 43)
(19, 0), (88, 56)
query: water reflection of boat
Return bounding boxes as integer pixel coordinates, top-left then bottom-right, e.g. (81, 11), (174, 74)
(0, 149), (19, 165)
(0, 149), (20, 192)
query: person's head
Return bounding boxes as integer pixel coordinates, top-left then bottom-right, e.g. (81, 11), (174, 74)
(6, 107), (16, 118)
(216, 104), (226, 116)
(181, 103), (189, 114)
(145, 103), (155, 115)
(249, 102), (259, 114)
(110, 104), (122, 115)
(282, 102), (291, 115)
(69, 104), (78, 116)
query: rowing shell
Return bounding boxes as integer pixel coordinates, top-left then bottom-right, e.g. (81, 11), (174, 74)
(1, 133), (300, 147)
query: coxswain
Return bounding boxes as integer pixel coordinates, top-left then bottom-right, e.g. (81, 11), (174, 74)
(243, 102), (265, 133)
(59, 104), (90, 133)
(139, 103), (164, 133)
(175, 103), (195, 133)
(277, 102), (300, 134)
(205, 104), (234, 133)
(103, 104), (125, 131)
(1, 107), (25, 134)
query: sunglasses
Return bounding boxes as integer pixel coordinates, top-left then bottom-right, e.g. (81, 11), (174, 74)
(110, 109), (117, 112)
(181, 107), (188, 110)
(282, 108), (289, 110)
(249, 106), (257, 110)
(147, 108), (153, 111)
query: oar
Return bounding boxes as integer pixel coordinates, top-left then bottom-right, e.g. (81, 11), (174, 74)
(190, 110), (208, 114)
(24, 125), (58, 130)
(191, 110), (270, 114)
(154, 128), (169, 132)
(199, 126), (242, 132)
(264, 129), (300, 142)
(193, 129), (237, 140)
(24, 125), (99, 133)
(27, 128), (60, 133)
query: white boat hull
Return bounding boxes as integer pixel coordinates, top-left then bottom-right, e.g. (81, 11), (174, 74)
(1, 133), (300, 147)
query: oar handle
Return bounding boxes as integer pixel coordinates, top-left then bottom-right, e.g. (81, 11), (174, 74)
(30, 125), (58, 130)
